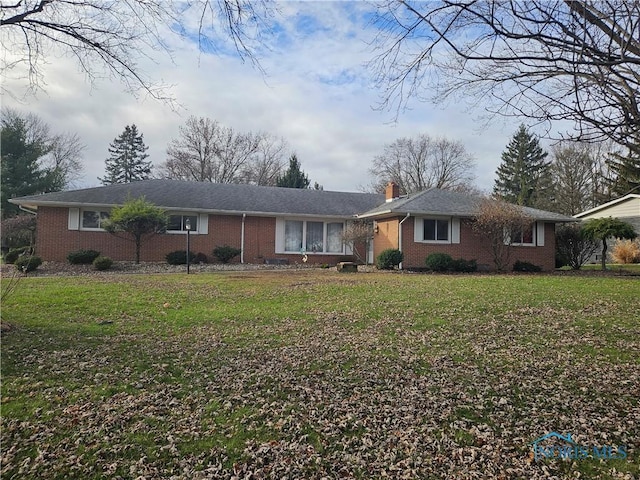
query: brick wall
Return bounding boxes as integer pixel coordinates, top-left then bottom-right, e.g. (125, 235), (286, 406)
(374, 216), (557, 271)
(34, 207), (361, 265)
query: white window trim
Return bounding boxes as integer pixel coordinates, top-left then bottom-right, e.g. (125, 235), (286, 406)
(79, 209), (110, 231)
(275, 218), (348, 255)
(414, 216), (460, 244)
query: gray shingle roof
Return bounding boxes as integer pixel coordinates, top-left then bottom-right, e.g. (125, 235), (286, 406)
(10, 180), (385, 218)
(358, 188), (575, 222)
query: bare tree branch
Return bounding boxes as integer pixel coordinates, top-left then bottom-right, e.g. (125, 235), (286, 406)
(370, 0), (640, 155)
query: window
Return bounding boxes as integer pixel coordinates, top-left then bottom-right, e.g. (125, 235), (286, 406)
(510, 223), (535, 245)
(281, 220), (344, 254)
(81, 210), (110, 229)
(423, 218), (449, 242)
(285, 220), (303, 252)
(167, 214), (198, 232)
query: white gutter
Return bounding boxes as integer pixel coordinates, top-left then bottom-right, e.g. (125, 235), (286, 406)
(398, 213), (411, 270)
(240, 213), (246, 264)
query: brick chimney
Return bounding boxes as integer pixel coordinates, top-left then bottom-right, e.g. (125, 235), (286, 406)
(385, 182), (400, 202)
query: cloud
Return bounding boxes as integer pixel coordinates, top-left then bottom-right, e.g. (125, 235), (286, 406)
(1, 1), (518, 193)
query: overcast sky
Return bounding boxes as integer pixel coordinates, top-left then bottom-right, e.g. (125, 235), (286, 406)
(2, 1), (535, 194)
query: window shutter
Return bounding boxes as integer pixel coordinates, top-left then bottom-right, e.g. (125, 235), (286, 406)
(68, 208), (80, 230)
(536, 222), (545, 246)
(451, 218), (460, 244)
(503, 227), (511, 245)
(198, 214), (208, 234)
(414, 218), (423, 242)
(275, 218), (285, 253)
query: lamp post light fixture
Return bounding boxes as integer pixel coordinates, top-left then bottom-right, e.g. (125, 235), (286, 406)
(185, 217), (191, 274)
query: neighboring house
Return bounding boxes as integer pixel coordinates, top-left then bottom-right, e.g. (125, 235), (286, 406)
(9, 180), (573, 270)
(574, 194), (640, 264)
(574, 194), (640, 233)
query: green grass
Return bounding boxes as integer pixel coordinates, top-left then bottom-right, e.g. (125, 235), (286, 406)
(2, 270), (639, 479)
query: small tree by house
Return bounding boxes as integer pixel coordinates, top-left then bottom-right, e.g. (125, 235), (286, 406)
(555, 223), (599, 270)
(342, 220), (374, 264)
(100, 124), (152, 185)
(581, 217), (637, 270)
(103, 197), (167, 263)
(471, 198), (533, 271)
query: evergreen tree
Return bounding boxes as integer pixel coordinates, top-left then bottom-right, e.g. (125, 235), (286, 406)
(1, 115), (49, 218)
(100, 124), (152, 185)
(493, 125), (553, 209)
(276, 154), (310, 189)
(606, 148), (640, 196)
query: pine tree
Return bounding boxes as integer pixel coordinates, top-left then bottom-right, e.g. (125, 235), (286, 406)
(606, 148), (640, 196)
(100, 124), (152, 185)
(276, 154), (310, 189)
(1, 115), (49, 218)
(493, 124), (553, 209)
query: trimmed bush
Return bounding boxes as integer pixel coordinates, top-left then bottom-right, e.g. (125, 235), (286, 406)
(15, 255), (42, 273)
(376, 249), (403, 270)
(425, 253), (454, 272)
(213, 245), (242, 264)
(513, 260), (542, 272)
(4, 246), (33, 264)
(93, 256), (113, 271)
(451, 258), (478, 273)
(67, 249), (101, 265)
(166, 250), (196, 265)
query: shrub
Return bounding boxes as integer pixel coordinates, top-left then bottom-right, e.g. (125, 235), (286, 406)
(513, 260), (542, 272)
(425, 253), (454, 272)
(376, 249), (403, 270)
(555, 224), (599, 270)
(4, 246), (33, 264)
(213, 245), (242, 264)
(166, 250), (196, 265)
(193, 252), (208, 264)
(67, 249), (101, 265)
(611, 239), (640, 264)
(15, 255), (42, 273)
(93, 256), (113, 271)
(451, 258), (478, 273)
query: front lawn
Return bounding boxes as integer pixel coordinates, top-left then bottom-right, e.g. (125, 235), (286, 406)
(1, 271), (639, 479)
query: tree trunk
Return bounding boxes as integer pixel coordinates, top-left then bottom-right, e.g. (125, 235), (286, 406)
(601, 239), (608, 270)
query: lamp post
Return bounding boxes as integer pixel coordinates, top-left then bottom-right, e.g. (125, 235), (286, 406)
(185, 218), (191, 274)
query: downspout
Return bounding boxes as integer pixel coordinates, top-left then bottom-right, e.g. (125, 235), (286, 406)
(398, 213), (410, 270)
(240, 213), (246, 264)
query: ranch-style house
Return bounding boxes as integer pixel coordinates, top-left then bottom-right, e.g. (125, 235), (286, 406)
(10, 180), (574, 270)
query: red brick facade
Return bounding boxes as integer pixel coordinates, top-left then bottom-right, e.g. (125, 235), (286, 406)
(373, 216), (556, 271)
(35, 207), (356, 265)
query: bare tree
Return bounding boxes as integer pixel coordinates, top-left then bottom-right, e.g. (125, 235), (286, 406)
(160, 116), (285, 184)
(371, 1), (640, 156)
(370, 133), (475, 194)
(471, 198), (533, 271)
(1, 1), (277, 101)
(342, 220), (374, 264)
(240, 135), (288, 186)
(551, 142), (595, 216)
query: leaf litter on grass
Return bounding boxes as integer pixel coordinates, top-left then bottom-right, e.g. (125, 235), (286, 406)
(1, 272), (639, 479)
